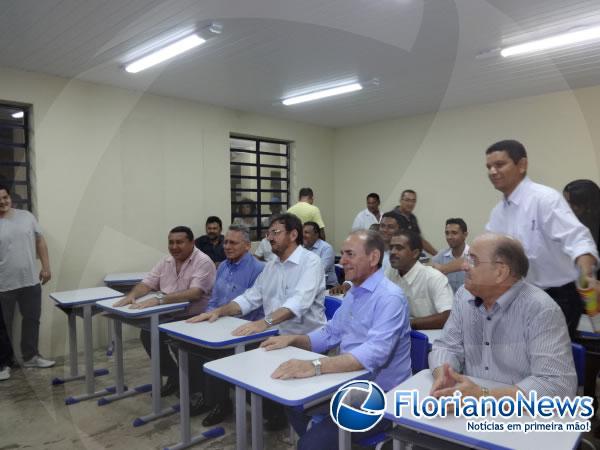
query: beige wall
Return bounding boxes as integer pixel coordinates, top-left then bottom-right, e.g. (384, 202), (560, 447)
(332, 86), (600, 252)
(0, 67), (334, 357)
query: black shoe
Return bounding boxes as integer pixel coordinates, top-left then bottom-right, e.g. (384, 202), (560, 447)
(160, 377), (179, 397)
(264, 414), (288, 431)
(202, 402), (232, 426)
(190, 393), (212, 417)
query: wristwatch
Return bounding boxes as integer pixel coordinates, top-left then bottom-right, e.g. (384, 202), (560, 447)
(156, 292), (166, 305)
(264, 315), (274, 327)
(312, 359), (322, 376)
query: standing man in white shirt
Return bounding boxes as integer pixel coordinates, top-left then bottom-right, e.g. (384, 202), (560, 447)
(432, 218), (470, 293)
(485, 139), (598, 337)
(385, 230), (454, 330)
(351, 193), (381, 231)
(191, 213), (326, 430)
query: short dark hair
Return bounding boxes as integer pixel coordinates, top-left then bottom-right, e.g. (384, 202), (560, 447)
(381, 211), (403, 227)
(0, 183), (10, 195)
(394, 229), (423, 253)
(269, 213), (303, 245)
(401, 189), (416, 198)
(351, 230), (385, 268)
(170, 226), (194, 241)
(564, 179), (600, 213)
(303, 221), (320, 234)
(298, 187), (314, 199)
(492, 237), (529, 278)
(205, 216), (222, 228)
(367, 193), (380, 202)
(445, 218), (468, 233)
(486, 140), (527, 164)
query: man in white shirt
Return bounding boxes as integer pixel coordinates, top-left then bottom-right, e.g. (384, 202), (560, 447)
(191, 213), (326, 430)
(351, 193), (381, 231)
(385, 230), (453, 330)
(303, 222), (338, 288)
(432, 218), (469, 293)
(485, 139), (598, 337)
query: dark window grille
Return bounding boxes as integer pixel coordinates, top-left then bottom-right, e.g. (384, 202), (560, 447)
(0, 103), (32, 211)
(230, 135), (291, 241)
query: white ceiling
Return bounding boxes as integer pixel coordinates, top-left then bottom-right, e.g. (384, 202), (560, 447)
(2, 0), (600, 128)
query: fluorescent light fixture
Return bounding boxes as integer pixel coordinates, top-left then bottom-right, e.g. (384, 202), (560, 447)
(282, 83), (363, 106)
(125, 33), (205, 73)
(11, 111), (23, 119)
(501, 25), (600, 57)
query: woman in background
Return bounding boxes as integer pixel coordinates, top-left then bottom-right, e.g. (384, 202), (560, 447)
(564, 179), (600, 255)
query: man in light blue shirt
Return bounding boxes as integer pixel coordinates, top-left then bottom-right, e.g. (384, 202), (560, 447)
(303, 221), (338, 287)
(431, 218), (469, 293)
(188, 223), (264, 426)
(261, 229), (411, 450)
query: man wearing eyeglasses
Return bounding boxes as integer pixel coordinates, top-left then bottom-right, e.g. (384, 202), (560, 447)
(485, 140), (598, 337)
(429, 233), (576, 401)
(190, 213), (326, 430)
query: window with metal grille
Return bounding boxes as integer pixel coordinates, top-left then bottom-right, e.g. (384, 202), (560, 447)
(0, 103), (32, 211)
(230, 135), (291, 241)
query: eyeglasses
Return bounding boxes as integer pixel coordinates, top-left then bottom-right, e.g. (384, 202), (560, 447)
(465, 254), (506, 268)
(266, 229), (285, 238)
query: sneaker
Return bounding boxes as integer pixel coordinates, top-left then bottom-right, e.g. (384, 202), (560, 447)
(23, 355), (55, 368)
(0, 366), (10, 381)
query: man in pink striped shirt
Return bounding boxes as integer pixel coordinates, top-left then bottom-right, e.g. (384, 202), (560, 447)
(113, 226), (216, 413)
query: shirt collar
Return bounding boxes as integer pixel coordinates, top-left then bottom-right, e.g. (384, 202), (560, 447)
(280, 245), (303, 265)
(351, 268), (385, 294)
(504, 177), (531, 206)
(224, 251), (251, 269)
(306, 239), (323, 251)
(401, 261), (423, 284)
(166, 246), (199, 265)
(468, 278), (525, 311)
(443, 243), (469, 258)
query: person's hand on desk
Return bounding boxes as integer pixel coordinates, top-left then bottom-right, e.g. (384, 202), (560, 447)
(232, 319), (268, 336)
(186, 310), (220, 323)
(271, 359), (316, 380)
(129, 297), (159, 309)
(260, 335), (295, 351)
(329, 282), (350, 296)
(431, 364), (481, 399)
(112, 295), (135, 307)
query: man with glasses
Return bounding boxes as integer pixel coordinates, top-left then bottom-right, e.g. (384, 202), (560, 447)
(191, 213), (326, 430)
(429, 233), (576, 401)
(485, 139), (598, 337)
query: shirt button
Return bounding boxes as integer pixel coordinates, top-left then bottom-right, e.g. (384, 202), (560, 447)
(485, 342), (490, 346)
(486, 317), (491, 321)
(485, 366), (489, 370)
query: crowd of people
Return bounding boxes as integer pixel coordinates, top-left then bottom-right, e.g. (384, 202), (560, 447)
(2, 138), (600, 449)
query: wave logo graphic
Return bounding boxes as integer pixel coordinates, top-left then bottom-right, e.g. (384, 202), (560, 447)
(330, 380), (386, 432)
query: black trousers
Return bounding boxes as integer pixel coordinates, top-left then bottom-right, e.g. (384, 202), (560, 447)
(0, 284), (42, 361)
(544, 282), (582, 339)
(0, 301), (14, 368)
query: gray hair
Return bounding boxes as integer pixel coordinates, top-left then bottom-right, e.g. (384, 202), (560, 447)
(492, 236), (529, 278)
(228, 224), (251, 242)
(350, 229), (385, 268)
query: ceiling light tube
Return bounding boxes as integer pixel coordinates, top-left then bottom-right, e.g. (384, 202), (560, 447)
(501, 25), (600, 57)
(282, 83), (363, 106)
(11, 111), (24, 119)
(125, 33), (206, 73)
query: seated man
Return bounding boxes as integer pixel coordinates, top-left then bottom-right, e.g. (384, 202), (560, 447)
(254, 236), (277, 262)
(190, 213), (326, 429)
(431, 218), (469, 293)
(195, 216), (225, 264)
(430, 233), (576, 400)
(261, 230), (411, 450)
(303, 221), (338, 288)
(386, 230), (453, 330)
(194, 224), (265, 426)
(113, 226), (216, 414)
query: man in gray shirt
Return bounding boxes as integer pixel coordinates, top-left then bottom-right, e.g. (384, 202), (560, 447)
(0, 184), (54, 380)
(430, 233), (576, 400)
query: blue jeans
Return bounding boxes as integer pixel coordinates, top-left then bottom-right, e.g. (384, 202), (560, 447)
(286, 405), (390, 450)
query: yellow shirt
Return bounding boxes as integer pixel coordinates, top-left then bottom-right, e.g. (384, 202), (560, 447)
(287, 201), (325, 228)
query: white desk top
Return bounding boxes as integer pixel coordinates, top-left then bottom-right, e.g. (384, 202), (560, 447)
(95, 294), (188, 317)
(49, 287), (123, 306)
(103, 272), (147, 284)
(577, 314), (600, 335)
(419, 329), (443, 343)
(325, 293), (344, 301)
(159, 316), (278, 348)
(384, 370), (583, 450)
(204, 346), (368, 406)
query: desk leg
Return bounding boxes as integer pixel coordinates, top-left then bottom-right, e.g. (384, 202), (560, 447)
(338, 428), (351, 450)
(132, 314), (178, 426)
(235, 344), (247, 450)
(64, 305), (114, 405)
(250, 392), (263, 450)
(113, 319), (125, 395)
(52, 310), (79, 385)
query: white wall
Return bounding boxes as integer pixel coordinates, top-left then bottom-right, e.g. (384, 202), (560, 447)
(332, 85), (600, 252)
(0, 67), (334, 357)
